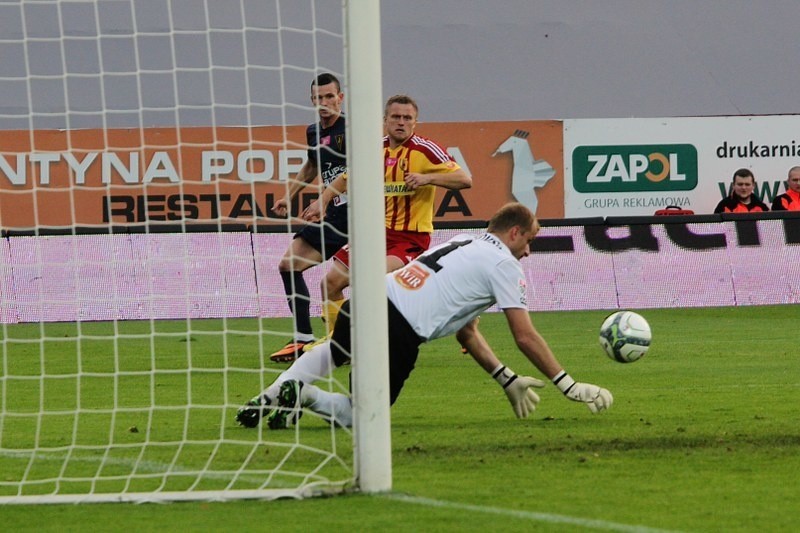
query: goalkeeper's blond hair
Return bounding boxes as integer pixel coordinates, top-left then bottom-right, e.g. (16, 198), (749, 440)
(487, 202), (538, 234)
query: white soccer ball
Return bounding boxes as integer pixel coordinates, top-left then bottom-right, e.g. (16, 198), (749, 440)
(599, 311), (651, 363)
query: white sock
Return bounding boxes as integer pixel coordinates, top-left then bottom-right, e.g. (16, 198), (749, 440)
(303, 384), (353, 428)
(263, 341), (337, 400)
(296, 332), (315, 343)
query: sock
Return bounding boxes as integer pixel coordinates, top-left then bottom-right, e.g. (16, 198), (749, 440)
(304, 384), (353, 428)
(323, 299), (345, 335)
(263, 342), (337, 399)
(280, 270), (313, 339)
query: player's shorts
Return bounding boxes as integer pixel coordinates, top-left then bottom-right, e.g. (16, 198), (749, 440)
(330, 298), (424, 406)
(331, 228), (431, 268)
(294, 219), (348, 260)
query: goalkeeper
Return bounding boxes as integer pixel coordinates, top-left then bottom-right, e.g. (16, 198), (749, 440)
(237, 202), (612, 429)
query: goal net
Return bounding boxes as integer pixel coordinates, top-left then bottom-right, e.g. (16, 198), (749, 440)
(0, 0), (388, 504)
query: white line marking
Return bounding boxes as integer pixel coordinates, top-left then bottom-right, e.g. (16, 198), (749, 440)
(384, 493), (684, 533)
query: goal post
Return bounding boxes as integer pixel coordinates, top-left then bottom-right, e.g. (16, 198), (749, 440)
(345, 0), (392, 493)
(0, 0), (388, 504)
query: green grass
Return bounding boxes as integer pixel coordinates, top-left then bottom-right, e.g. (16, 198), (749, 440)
(2, 305), (799, 532)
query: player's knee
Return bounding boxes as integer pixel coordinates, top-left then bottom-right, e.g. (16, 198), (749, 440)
(322, 274), (346, 299)
(385, 255), (404, 273)
(321, 276), (336, 296)
(279, 246), (317, 273)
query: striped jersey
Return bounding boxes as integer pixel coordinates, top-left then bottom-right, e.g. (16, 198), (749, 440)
(383, 133), (461, 233)
(386, 233), (528, 341)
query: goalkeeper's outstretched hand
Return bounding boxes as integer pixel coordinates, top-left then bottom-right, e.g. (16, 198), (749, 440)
(552, 371), (613, 413)
(503, 375), (546, 418)
(492, 365), (546, 418)
(564, 382), (613, 413)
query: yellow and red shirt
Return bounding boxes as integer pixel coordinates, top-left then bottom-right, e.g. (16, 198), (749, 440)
(383, 134), (461, 233)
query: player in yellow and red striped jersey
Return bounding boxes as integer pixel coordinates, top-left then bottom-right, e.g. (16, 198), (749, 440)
(382, 111), (462, 234)
(299, 95), (471, 345)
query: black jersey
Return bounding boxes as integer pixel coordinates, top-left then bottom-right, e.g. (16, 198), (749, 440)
(771, 189), (800, 211)
(713, 195), (769, 213)
(307, 115), (347, 228)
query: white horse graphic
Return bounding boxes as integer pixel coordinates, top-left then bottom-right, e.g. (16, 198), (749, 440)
(492, 130), (555, 214)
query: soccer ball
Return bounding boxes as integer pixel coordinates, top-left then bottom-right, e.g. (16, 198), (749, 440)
(599, 311), (651, 363)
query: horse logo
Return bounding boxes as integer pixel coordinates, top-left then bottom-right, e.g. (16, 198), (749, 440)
(492, 130), (555, 215)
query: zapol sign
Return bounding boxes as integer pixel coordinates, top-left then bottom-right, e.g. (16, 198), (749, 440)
(572, 144), (698, 192)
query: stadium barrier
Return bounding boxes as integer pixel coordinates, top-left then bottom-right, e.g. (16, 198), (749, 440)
(2, 213), (799, 324)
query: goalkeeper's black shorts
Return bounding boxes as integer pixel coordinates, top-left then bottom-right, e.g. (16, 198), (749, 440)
(330, 299), (424, 406)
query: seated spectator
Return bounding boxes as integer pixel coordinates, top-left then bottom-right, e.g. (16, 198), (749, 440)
(714, 168), (769, 213)
(771, 166), (800, 211)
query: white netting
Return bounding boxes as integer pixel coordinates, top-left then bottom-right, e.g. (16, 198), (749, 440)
(0, 0), (357, 503)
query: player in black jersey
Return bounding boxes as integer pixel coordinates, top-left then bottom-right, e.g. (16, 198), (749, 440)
(270, 73), (349, 362)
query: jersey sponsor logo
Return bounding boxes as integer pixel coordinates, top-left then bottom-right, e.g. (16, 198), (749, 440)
(393, 263), (430, 290)
(386, 157), (397, 167)
(384, 182), (413, 196)
(323, 164), (348, 206)
(320, 135), (331, 146)
(321, 163), (346, 184)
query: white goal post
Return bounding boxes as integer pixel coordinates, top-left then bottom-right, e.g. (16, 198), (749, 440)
(0, 0), (389, 503)
(345, 0), (392, 493)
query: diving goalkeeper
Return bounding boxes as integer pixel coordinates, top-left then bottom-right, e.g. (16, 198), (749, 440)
(237, 202), (612, 429)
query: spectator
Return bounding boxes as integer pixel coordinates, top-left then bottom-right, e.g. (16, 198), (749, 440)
(771, 166), (800, 211)
(713, 168), (769, 213)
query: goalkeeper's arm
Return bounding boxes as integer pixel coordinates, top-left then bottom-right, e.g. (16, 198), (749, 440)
(503, 308), (613, 413)
(456, 318), (544, 419)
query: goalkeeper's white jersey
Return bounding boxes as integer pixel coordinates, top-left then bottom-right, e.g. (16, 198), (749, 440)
(386, 232), (528, 341)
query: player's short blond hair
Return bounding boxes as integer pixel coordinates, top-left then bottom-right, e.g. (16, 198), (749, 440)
(487, 202), (537, 233)
(384, 94), (419, 117)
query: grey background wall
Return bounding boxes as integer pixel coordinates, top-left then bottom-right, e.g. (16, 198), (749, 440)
(0, 0), (797, 129)
(382, 0), (799, 121)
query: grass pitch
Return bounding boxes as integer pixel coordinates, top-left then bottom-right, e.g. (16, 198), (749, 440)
(3, 305), (799, 532)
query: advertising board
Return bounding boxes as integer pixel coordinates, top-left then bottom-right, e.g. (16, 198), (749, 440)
(564, 115), (800, 217)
